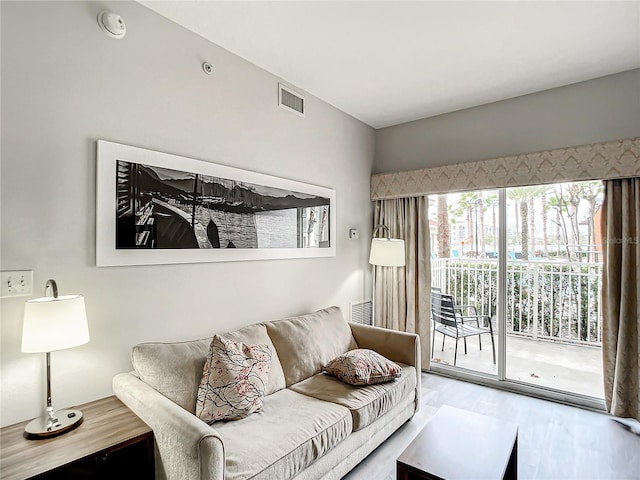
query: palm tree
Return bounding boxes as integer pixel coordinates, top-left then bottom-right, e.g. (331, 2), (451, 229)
(578, 181), (604, 261)
(509, 186), (548, 260)
(519, 201), (529, 260)
(549, 185), (573, 260)
(507, 188), (530, 259)
(526, 186), (547, 256)
(485, 194), (498, 253)
(478, 194), (486, 257)
(566, 184), (583, 260)
(453, 192), (479, 256)
(541, 192), (549, 256)
(528, 196), (535, 254)
(437, 195), (450, 258)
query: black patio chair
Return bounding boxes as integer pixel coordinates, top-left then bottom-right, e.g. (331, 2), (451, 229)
(431, 288), (496, 366)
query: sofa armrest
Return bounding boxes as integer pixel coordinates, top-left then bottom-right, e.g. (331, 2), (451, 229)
(348, 323), (421, 413)
(113, 373), (224, 480)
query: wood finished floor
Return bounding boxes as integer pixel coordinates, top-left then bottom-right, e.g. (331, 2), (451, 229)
(343, 373), (640, 480)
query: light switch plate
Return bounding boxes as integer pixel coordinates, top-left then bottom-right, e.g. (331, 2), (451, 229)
(1, 270), (34, 298)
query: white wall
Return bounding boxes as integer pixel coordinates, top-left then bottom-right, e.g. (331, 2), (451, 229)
(0, 1), (374, 426)
(374, 69), (640, 173)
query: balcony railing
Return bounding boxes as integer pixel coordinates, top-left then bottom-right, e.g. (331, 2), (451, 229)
(431, 258), (603, 346)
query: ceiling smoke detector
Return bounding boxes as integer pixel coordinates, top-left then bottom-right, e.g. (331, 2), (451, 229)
(202, 62), (214, 75)
(98, 11), (126, 39)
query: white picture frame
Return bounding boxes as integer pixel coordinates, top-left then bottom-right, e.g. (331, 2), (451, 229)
(96, 140), (336, 266)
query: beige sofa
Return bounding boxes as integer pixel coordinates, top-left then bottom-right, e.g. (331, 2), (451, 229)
(113, 306), (421, 480)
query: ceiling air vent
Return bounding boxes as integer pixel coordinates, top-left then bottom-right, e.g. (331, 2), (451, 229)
(279, 83), (305, 117)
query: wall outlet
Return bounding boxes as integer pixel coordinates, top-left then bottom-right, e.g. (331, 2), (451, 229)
(1, 270), (34, 298)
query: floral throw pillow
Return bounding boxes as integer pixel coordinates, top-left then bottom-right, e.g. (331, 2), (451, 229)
(196, 335), (271, 423)
(324, 349), (401, 386)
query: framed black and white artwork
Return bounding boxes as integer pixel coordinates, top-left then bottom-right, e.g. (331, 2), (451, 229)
(96, 140), (336, 266)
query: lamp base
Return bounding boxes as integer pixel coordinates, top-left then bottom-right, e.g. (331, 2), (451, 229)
(24, 409), (83, 439)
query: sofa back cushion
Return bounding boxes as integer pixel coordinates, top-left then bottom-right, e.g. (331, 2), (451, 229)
(265, 306), (357, 387)
(132, 337), (210, 413)
(222, 323), (286, 394)
(132, 323), (286, 413)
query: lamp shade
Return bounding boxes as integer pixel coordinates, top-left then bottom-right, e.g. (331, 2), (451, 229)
(369, 238), (405, 266)
(22, 295), (90, 353)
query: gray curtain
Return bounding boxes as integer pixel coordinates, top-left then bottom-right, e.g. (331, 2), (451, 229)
(373, 197), (431, 369)
(602, 178), (640, 420)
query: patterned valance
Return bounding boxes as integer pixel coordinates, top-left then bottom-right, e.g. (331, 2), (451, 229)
(371, 137), (640, 200)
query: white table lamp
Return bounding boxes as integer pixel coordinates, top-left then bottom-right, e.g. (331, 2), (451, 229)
(22, 279), (90, 439)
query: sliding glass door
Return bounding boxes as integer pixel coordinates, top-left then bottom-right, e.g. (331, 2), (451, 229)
(430, 181), (604, 401)
(430, 189), (500, 377)
(504, 182), (604, 398)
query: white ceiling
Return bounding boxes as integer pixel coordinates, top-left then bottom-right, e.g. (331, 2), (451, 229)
(139, 1), (640, 129)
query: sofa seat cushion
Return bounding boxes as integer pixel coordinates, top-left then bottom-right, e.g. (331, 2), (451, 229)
(289, 364), (416, 431)
(214, 388), (352, 480)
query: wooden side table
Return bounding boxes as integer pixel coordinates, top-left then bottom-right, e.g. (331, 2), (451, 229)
(397, 405), (518, 480)
(1, 396), (154, 480)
